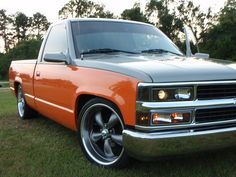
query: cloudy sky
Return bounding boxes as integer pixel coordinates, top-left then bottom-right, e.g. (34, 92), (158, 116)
(0, 0), (225, 22)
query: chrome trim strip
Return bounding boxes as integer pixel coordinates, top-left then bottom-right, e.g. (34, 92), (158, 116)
(137, 99), (236, 109)
(22, 93), (74, 114)
(24, 93), (34, 99)
(124, 126), (236, 139)
(138, 80), (236, 87)
(35, 97), (74, 114)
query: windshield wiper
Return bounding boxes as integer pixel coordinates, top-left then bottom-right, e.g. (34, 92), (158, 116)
(141, 49), (182, 56)
(80, 48), (139, 55)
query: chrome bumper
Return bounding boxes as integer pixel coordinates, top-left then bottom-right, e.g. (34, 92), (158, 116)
(123, 127), (236, 160)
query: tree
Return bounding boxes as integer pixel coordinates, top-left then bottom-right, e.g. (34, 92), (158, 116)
(146, 0), (183, 41)
(31, 12), (50, 39)
(59, 0), (114, 19)
(121, 3), (149, 23)
(0, 39), (42, 79)
(0, 9), (14, 52)
(200, 0), (236, 60)
(177, 0), (216, 42)
(14, 12), (30, 41)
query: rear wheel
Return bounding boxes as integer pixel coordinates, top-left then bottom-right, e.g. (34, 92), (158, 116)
(78, 98), (129, 168)
(17, 85), (37, 119)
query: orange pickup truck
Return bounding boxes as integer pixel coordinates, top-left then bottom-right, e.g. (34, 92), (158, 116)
(9, 18), (236, 168)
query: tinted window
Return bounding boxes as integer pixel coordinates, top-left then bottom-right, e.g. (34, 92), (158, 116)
(72, 21), (182, 57)
(43, 24), (67, 56)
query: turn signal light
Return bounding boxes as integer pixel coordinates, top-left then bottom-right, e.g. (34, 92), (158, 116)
(152, 112), (191, 125)
(137, 112), (150, 126)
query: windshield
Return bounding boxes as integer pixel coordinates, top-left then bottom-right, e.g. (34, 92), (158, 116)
(71, 21), (183, 57)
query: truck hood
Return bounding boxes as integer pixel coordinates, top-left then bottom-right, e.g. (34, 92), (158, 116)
(75, 54), (236, 83)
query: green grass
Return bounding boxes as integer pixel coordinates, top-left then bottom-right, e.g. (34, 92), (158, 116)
(1, 89), (236, 177)
(0, 89), (16, 116)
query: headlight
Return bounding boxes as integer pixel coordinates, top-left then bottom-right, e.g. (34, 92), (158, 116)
(175, 88), (191, 100)
(137, 84), (194, 126)
(137, 86), (194, 102)
(153, 87), (193, 101)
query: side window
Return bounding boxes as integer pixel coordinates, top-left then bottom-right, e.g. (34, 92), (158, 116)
(43, 24), (68, 58)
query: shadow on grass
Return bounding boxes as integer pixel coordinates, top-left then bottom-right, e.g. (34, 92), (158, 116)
(2, 113), (236, 177)
(34, 115), (236, 175)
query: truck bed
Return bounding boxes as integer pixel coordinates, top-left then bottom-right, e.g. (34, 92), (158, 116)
(9, 59), (37, 109)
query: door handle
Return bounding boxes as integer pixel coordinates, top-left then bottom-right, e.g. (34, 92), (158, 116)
(36, 71), (40, 77)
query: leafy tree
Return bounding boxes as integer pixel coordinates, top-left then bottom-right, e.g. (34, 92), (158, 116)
(0, 39), (42, 79)
(146, 0), (183, 41)
(59, 0), (114, 19)
(177, 0), (216, 42)
(145, 0), (216, 52)
(31, 12), (50, 39)
(14, 12), (30, 41)
(121, 3), (149, 23)
(200, 0), (236, 60)
(0, 9), (14, 52)
(89, 3), (114, 18)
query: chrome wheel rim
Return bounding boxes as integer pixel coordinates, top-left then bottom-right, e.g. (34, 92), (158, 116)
(17, 86), (25, 117)
(80, 103), (124, 166)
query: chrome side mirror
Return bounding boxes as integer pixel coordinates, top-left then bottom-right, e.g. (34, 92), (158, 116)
(184, 26), (209, 59)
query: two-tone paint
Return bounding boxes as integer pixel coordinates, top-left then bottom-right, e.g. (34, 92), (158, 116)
(9, 60), (140, 130)
(9, 19), (236, 163)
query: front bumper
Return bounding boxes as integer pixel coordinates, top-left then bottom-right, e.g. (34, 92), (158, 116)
(123, 127), (236, 160)
(123, 81), (236, 160)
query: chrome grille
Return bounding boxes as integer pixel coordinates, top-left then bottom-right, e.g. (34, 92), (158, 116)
(197, 84), (236, 100)
(195, 107), (236, 123)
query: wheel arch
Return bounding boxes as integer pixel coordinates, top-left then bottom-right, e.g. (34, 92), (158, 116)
(13, 81), (21, 96)
(75, 93), (125, 130)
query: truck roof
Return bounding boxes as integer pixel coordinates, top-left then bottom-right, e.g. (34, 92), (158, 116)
(55, 18), (152, 27)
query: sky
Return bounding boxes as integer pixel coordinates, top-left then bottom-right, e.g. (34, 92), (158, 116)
(0, 0), (225, 52)
(0, 0), (225, 23)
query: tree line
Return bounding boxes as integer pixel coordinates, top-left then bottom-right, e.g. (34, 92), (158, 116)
(0, 0), (236, 80)
(0, 11), (50, 79)
(0, 10), (50, 52)
(120, 0), (236, 60)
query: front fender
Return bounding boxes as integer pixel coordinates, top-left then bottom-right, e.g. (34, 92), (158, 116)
(73, 67), (140, 126)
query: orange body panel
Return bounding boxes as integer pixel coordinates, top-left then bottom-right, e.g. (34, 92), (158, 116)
(9, 61), (140, 131)
(9, 60), (37, 109)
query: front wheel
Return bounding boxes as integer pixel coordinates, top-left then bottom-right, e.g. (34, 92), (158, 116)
(78, 98), (130, 168)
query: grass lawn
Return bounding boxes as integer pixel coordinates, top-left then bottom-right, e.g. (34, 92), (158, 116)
(1, 89), (236, 177)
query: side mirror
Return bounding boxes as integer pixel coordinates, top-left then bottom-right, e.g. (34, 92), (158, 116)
(184, 26), (209, 59)
(44, 53), (67, 63)
(193, 53), (209, 59)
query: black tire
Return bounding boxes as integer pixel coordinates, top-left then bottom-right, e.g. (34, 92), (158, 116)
(17, 85), (37, 119)
(77, 98), (130, 168)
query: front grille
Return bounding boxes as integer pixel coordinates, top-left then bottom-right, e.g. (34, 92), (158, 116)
(197, 84), (236, 100)
(195, 107), (236, 123)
